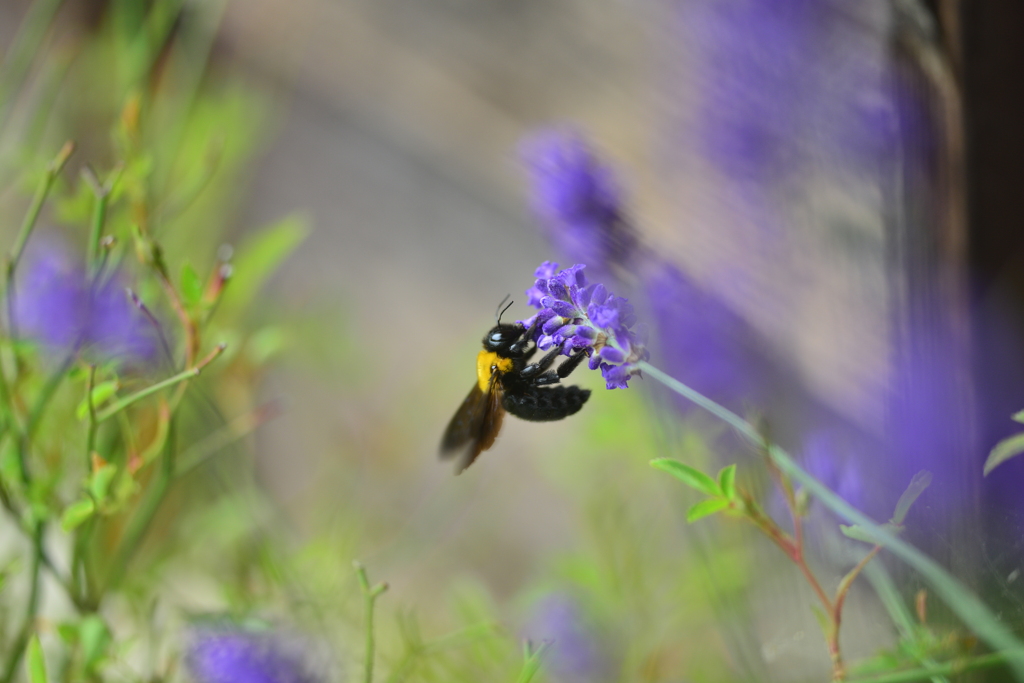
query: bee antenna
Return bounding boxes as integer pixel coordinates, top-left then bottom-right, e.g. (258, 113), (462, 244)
(495, 295), (513, 324)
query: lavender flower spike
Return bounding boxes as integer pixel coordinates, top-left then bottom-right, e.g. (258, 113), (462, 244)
(187, 628), (321, 683)
(521, 261), (648, 389)
(520, 129), (636, 272)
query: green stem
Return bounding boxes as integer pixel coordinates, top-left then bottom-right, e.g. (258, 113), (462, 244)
(82, 168), (109, 276)
(514, 641), (552, 683)
(84, 365), (98, 462)
(639, 361), (1024, 679)
(6, 141), (74, 337)
(354, 561), (389, 683)
(0, 521), (44, 683)
(7, 140), (74, 278)
(844, 651), (1017, 683)
(0, 0), (66, 130)
(103, 419), (176, 594)
(96, 343), (225, 422)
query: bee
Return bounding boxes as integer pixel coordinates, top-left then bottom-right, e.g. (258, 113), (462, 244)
(440, 299), (591, 473)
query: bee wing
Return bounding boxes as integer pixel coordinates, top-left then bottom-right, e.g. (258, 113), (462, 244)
(439, 374), (505, 474)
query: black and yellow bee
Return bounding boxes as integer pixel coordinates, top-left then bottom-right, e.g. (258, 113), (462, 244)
(440, 301), (591, 473)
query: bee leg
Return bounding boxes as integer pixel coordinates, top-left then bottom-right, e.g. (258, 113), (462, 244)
(556, 347), (589, 378)
(520, 347), (562, 378)
(508, 319), (540, 355)
(529, 348), (590, 386)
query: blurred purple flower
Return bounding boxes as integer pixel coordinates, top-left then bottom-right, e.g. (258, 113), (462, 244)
(524, 594), (609, 683)
(13, 245), (158, 365)
(520, 129), (636, 274)
(187, 629), (320, 683)
(521, 261), (648, 389)
(678, 0), (911, 181)
(643, 263), (763, 412)
(801, 431), (864, 512)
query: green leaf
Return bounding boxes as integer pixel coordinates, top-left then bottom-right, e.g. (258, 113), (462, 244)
(88, 464), (117, 502)
(983, 432), (1024, 476)
(26, 634), (46, 683)
(718, 464), (737, 500)
(686, 498), (730, 523)
(79, 616), (110, 670)
(891, 470), (932, 525)
(60, 499), (96, 532)
(218, 214), (308, 320)
(76, 381), (119, 420)
(56, 624), (77, 645)
(841, 522), (902, 545)
(650, 458), (722, 496)
(810, 604), (832, 640)
(180, 262), (204, 308)
(1012, 410), (1024, 425)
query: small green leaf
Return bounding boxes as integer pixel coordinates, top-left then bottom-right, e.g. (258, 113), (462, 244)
(718, 464), (737, 500)
(891, 470), (932, 525)
(810, 604), (832, 639)
(840, 522), (901, 545)
(983, 432), (1024, 476)
(88, 464), (117, 502)
(60, 499), (96, 532)
(79, 616), (110, 670)
(76, 381), (119, 420)
(56, 624), (77, 645)
(1012, 410), (1024, 425)
(686, 498), (730, 523)
(180, 262), (204, 308)
(650, 458), (722, 497)
(26, 634), (46, 683)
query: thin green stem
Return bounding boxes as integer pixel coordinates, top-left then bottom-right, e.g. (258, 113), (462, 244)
(82, 167), (109, 276)
(0, 0), (66, 130)
(8, 140), (73, 269)
(640, 361), (1024, 679)
(0, 521), (44, 683)
(514, 641), (552, 683)
(844, 651), (1017, 683)
(84, 365), (98, 464)
(354, 561), (389, 683)
(96, 343), (225, 422)
(103, 419), (176, 594)
(6, 141), (74, 337)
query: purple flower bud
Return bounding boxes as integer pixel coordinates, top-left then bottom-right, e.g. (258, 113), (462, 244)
(600, 363), (634, 390)
(542, 315), (567, 336)
(599, 346), (625, 364)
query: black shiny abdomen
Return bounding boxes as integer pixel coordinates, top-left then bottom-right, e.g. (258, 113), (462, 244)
(502, 385), (591, 421)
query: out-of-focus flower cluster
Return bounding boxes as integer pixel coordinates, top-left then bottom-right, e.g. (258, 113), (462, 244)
(520, 129), (636, 274)
(14, 242), (159, 365)
(187, 628), (321, 683)
(521, 261), (648, 389)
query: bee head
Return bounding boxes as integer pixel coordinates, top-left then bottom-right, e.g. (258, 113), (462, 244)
(482, 323), (524, 354)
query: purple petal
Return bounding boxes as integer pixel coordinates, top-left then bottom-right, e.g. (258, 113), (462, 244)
(599, 346), (625, 364)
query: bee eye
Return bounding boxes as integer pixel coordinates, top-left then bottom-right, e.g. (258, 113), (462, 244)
(489, 332), (503, 343)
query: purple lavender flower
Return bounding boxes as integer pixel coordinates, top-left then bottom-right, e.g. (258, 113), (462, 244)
(524, 594), (610, 683)
(13, 244), (158, 365)
(520, 129), (636, 274)
(187, 629), (320, 683)
(521, 261), (648, 389)
(676, 0), (912, 181)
